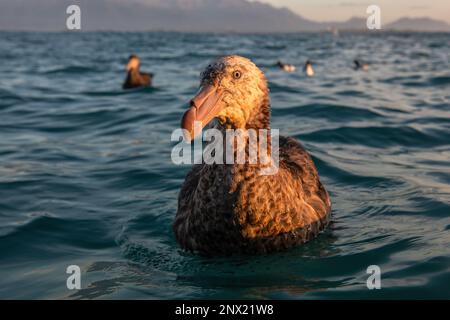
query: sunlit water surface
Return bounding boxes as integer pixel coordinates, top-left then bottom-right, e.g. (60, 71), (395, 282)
(0, 32), (449, 299)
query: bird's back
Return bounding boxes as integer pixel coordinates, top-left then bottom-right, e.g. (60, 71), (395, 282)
(123, 71), (153, 89)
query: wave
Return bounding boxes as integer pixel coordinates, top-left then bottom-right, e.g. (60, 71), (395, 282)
(429, 75), (450, 86)
(300, 125), (450, 148)
(0, 216), (117, 263)
(43, 65), (97, 75)
(274, 103), (384, 122)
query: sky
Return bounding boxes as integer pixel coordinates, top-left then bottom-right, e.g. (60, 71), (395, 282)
(253, 0), (450, 24)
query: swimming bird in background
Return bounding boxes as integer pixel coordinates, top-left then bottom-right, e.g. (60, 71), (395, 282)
(277, 61), (296, 72)
(354, 59), (369, 71)
(174, 55), (331, 256)
(304, 60), (315, 77)
(331, 28), (340, 37)
(122, 55), (153, 89)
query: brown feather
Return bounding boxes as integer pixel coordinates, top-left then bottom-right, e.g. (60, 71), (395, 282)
(123, 70), (153, 89)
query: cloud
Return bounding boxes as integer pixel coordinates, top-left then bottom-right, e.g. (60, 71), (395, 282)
(409, 5), (430, 10)
(338, 2), (365, 7)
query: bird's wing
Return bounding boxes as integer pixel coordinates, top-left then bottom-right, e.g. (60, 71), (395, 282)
(279, 136), (331, 217)
(177, 164), (203, 215)
(141, 72), (153, 78)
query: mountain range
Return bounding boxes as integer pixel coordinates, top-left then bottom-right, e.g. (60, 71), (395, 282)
(0, 0), (449, 32)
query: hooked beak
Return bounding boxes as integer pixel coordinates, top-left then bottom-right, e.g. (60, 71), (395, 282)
(181, 84), (224, 141)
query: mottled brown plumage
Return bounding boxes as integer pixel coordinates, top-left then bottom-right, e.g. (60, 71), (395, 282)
(174, 55), (331, 256)
(123, 55), (153, 89)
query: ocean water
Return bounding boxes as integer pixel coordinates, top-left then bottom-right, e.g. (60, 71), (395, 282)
(0, 32), (449, 299)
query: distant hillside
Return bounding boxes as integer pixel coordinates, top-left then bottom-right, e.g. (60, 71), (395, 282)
(323, 16), (450, 32)
(0, 0), (320, 32)
(322, 17), (367, 31)
(385, 17), (450, 32)
(0, 0), (449, 32)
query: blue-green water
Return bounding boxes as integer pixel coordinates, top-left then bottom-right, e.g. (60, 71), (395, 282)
(0, 32), (449, 299)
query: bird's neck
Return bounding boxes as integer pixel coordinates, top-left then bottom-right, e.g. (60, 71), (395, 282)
(246, 92), (271, 131)
(211, 95), (274, 171)
(128, 67), (140, 75)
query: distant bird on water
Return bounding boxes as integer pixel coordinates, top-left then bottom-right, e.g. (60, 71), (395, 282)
(174, 55), (331, 256)
(277, 61), (296, 72)
(123, 55), (153, 89)
(304, 60), (315, 77)
(354, 59), (369, 71)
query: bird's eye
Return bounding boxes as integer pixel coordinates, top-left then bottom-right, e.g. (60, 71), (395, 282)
(233, 70), (242, 79)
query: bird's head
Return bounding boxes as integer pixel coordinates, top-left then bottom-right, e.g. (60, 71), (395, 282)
(181, 55), (269, 141)
(126, 55), (140, 72)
